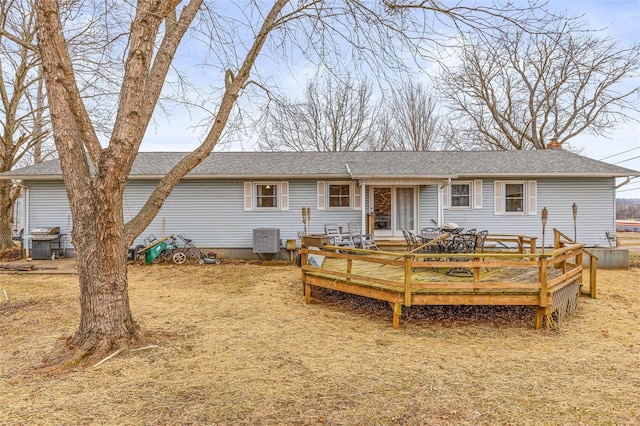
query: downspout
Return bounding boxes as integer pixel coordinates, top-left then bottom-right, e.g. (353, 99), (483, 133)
(345, 162), (353, 179)
(345, 162), (366, 230)
(23, 185), (30, 258)
(361, 182), (366, 233)
(437, 178), (451, 227)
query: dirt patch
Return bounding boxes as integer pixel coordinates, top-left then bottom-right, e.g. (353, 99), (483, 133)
(0, 263), (639, 425)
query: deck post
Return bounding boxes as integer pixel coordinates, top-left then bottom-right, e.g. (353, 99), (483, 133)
(530, 237), (537, 254)
(590, 256), (597, 299)
(404, 256), (413, 307)
(537, 256), (549, 330)
(576, 251), (583, 285)
(301, 250), (308, 296)
(390, 302), (402, 329)
(473, 255), (480, 283)
(304, 282), (311, 304)
(534, 307), (545, 330)
(554, 229), (561, 249)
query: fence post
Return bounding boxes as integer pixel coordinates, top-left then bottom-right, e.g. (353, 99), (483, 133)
(535, 256), (549, 330)
(590, 256), (597, 299)
(554, 229), (561, 249)
(404, 256), (412, 307)
(301, 250), (309, 300)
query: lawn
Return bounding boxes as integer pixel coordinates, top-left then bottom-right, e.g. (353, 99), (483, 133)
(1, 261), (639, 425)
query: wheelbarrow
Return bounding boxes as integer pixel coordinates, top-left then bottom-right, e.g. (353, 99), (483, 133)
(134, 235), (176, 264)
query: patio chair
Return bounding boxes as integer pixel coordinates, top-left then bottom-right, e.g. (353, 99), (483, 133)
(347, 222), (379, 250)
(605, 231), (616, 247)
(401, 229), (414, 252)
(446, 233), (478, 276)
(476, 230), (489, 252)
(324, 223), (354, 249)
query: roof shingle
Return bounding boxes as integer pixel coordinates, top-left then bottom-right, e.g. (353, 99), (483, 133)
(1, 150), (637, 180)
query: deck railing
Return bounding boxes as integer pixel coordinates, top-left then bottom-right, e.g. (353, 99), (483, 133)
(300, 232), (594, 329)
(553, 228), (598, 298)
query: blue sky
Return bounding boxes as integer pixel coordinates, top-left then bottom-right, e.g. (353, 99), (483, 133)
(549, 0), (640, 199)
(140, 1), (640, 198)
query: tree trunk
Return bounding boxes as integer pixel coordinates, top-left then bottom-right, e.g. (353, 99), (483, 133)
(47, 184), (144, 367)
(0, 181), (15, 250)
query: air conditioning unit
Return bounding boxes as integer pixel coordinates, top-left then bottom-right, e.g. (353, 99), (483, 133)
(253, 228), (281, 260)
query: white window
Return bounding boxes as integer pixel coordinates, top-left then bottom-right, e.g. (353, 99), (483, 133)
(244, 182), (289, 211)
(450, 182), (471, 209)
(317, 181), (361, 210)
(505, 182), (525, 213)
(328, 183), (351, 208)
(494, 180), (536, 215)
(444, 180), (482, 210)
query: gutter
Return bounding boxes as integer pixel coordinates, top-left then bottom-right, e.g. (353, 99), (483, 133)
(616, 177), (631, 189)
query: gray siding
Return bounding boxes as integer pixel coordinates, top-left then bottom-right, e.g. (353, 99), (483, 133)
(418, 185), (438, 231)
(125, 179), (362, 248)
(24, 176), (616, 251)
(26, 179), (363, 250)
(442, 178), (615, 247)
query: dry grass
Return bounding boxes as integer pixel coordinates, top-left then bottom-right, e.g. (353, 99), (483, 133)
(1, 262), (639, 425)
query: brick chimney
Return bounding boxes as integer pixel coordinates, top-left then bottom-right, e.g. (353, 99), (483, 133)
(546, 137), (562, 150)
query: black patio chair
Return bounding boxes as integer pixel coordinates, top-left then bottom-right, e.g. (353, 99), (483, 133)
(446, 233), (478, 276)
(401, 229), (414, 252)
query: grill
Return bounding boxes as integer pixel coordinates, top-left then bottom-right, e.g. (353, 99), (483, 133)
(30, 227), (62, 259)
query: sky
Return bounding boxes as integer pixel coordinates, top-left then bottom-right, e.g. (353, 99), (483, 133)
(550, 0), (640, 199)
(139, 0), (640, 199)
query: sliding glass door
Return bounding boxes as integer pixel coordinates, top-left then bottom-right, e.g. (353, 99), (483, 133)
(371, 186), (416, 237)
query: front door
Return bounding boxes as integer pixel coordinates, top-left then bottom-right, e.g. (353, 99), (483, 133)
(371, 186), (416, 237)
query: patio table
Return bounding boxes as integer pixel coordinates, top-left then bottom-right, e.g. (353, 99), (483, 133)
(418, 232), (453, 252)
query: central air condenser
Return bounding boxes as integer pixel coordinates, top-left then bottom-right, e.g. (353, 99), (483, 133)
(253, 228), (281, 260)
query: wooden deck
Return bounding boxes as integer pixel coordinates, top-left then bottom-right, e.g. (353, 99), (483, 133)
(301, 231), (596, 329)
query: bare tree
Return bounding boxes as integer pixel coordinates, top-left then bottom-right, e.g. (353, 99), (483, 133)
(438, 23), (640, 150)
(0, 0), (53, 249)
(259, 75), (376, 151)
(387, 80), (441, 151)
(33, 0), (557, 367)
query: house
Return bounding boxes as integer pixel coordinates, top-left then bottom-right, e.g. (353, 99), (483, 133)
(1, 148), (637, 258)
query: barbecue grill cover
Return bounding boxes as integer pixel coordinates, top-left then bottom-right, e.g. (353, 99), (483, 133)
(31, 227), (60, 235)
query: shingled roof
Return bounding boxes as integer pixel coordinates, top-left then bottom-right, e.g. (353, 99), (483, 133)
(1, 150), (637, 180)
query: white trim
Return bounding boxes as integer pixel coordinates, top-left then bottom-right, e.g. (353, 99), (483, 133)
(494, 180), (503, 215)
(317, 181), (326, 210)
(244, 182), (252, 211)
(280, 181), (289, 211)
(503, 180), (527, 215)
(254, 181), (280, 210)
(449, 180), (472, 210)
(442, 182), (449, 209)
(528, 180), (537, 215)
(354, 182), (362, 211)
(326, 181), (355, 210)
(473, 179), (483, 209)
